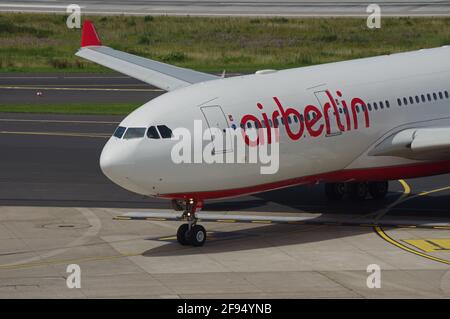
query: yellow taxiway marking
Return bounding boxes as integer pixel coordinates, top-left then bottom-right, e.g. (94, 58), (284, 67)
(0, 85), (163, 92)
(398, 179), (411, 195)
(0, 118), (119, 124)
(403, 238), (450, 252)
(375, 227), (450, 265)
(251, 220), (272, 224)
(0, 130), (109, 138)
(374, 179), (450, 265)
(418, 186), (450, 197)
(216, 219), (236, 223)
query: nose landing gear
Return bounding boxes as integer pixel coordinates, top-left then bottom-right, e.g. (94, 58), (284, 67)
(175, 199), (207, 247)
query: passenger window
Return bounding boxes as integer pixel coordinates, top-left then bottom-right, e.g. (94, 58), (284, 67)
(421, 95), (426, 102)
(439, 92), (443, 99)
(415, 96), (420, 103)
(386, 100), (390, 108)
(124, 127), (146, 139)
(374, 102), (378, 110)
(274, 118), (279, 126)
(147, 126), (160, 139)
(397, 99), (401, 106)
(113, 126), (126, 139)
(247, 122), (252, 128)
(269, 119), (273, 127)
(427, 93), (432, 101)
(380, 101), (384, 109)
(287, 116), (292, 124)
(157, 125), (173, 138)
(445, 91), (449, 98)
(409, 96), (414, 104)
(433, 93), (437, 100)
(293, 116), (298, 123)
(403, 97), (408, 105)
(368, 103), (372, 111)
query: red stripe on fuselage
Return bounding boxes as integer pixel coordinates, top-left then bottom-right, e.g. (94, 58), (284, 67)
(159, 160), (450, 200)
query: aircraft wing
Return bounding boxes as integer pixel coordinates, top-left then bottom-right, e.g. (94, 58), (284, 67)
(369, 127), (450, 160)
(75, 20), (219, 91)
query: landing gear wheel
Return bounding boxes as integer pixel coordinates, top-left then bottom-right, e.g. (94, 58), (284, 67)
(347, 182), (368, 200)
(368, 181), (389, 199)
(325, 183), (346, 200)
(176, 224), (190, 245)
(171, 199), (185, 211)
(187, 225), (207, 247)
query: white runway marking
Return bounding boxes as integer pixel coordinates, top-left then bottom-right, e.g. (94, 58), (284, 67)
(0, 85), (162, 92)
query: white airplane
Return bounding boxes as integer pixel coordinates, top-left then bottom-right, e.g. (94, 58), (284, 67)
(77, 20), (450, 246)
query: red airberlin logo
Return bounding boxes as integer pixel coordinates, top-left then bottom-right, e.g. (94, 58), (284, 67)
(240, 90), (369, 145)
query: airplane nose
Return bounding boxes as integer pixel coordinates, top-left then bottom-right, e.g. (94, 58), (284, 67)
(99, 139), (130, 183)
(99, 138), (151, 195)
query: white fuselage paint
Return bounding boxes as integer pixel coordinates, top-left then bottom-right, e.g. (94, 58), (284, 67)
(99, 46), (450, 200)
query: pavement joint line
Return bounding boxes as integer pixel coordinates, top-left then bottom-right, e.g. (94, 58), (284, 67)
(0, 252), (143, 270)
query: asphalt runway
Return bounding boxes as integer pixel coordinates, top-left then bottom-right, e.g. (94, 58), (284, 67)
(0, 73), (164, 105)
(1, 72), (450, 298)
(1, 0), (450, 16)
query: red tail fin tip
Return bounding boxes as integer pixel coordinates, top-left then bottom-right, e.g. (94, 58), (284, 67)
(81, 20), (102, 47)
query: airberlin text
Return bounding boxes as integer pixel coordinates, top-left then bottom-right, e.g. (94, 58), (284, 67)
(240, 90), (370, 146)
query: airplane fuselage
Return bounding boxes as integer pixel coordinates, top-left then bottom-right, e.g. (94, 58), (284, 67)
(100, 46), (450, 201)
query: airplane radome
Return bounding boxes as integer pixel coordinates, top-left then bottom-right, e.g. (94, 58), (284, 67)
(76, 20), (450, 247)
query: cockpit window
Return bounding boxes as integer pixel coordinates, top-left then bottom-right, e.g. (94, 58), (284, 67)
(123, 127), (146, 139)
(147, 126), (160, 139)
(157, 125), (173, 138)
(113, 126), (126, 138)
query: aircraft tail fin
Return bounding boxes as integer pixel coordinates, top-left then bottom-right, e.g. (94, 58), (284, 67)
(81, 20), (102, 47)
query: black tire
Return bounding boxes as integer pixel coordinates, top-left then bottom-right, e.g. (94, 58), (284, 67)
(188, 225), (207, 247)
(176, 224), (190, 245)
(347, 182), (368, 200)
(368, 181), (389, 199)
(325, 183), (346, 200)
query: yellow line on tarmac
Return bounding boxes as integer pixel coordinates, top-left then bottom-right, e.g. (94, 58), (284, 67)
(0, 130), (109, 138)
(418, 186), (450, 197)
(398, 179), (411, 195)
(374, 226), (450, 266)
(373, 179), (450, 265)
(0, 85), (162, 92)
